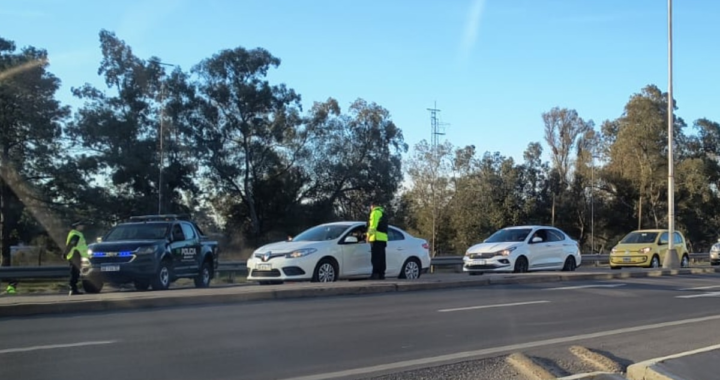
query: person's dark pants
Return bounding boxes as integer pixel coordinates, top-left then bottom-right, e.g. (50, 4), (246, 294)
(69, 256), (81, 293)
(371, 241), (387, 279)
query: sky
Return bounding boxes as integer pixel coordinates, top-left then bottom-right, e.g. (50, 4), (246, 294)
(2, 0), (720, 166)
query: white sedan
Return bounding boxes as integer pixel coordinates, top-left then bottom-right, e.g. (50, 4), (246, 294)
(246, 221), (431, 284)
(463, 225), (581, 274)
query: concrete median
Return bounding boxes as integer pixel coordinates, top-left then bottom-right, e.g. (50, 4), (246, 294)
(626, 344), (720, 380)
(1, 267), (719, 318)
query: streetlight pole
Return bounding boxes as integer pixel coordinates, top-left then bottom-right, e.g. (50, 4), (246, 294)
(663, 0), (679, 268)
(152, 59), (176, 215)
(591, 153), (594, 254)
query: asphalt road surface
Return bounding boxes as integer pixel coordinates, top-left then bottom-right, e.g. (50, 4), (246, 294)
(2, 274), (720, 380)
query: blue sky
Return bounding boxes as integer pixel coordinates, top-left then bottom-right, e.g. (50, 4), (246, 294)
(3, 0), (719, 165)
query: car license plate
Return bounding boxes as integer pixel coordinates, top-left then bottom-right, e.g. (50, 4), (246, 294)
(256, 263), (272, 271)
(101, 265), (120, 272)
(472, 260), (486, 265)
(623, 257), (631, 262)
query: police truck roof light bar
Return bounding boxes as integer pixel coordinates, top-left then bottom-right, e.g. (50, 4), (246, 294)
(128, 214), (191, 222)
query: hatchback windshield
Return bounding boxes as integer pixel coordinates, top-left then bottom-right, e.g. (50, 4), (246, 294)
(292, 224), (352, 242)
(485, 228), (533, 243)
(103, 223), (169, 241)
(620, 232), (658, 244)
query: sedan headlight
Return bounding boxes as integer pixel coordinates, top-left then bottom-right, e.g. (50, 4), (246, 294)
(495, 246), (517, 256)
(711, 244), (720, 253)
(286, 248), (317, 258)
(136, 246), (157, 254)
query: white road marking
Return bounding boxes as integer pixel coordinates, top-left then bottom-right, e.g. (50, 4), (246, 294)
(437, 300), (550, 313)
(546, 284), (626, 290)
(678, 285), (720, 291)
(676, 291), (720, 299)
(277, 314), (720, 380)
(557, 372), (618, 380)
(0, 340), (117, 355)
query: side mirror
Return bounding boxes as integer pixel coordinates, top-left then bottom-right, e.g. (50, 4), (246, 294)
(532, 237), (542, 243)
(344, 236), (359, 244)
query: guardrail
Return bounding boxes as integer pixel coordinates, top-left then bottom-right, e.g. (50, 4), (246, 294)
(0, 253), (711, 280)
(430, 252), (711, 267)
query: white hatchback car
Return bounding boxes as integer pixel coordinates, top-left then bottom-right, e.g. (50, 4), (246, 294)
(246, 221), (431, 284)
(463, 225), (581, 275)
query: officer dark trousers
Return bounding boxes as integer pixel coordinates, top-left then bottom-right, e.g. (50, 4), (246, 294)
(69, 256), (81, 293)
(371, 241), (387, 279)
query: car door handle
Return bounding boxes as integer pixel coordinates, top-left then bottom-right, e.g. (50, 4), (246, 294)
(396, 248), (404, 251)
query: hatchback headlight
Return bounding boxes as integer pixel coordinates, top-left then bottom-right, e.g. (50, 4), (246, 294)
(495, 246), (517, 256)
(639, 247), (651, 254)
(287, 248), (317, 258)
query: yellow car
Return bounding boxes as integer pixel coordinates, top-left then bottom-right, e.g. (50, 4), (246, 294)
(609, 229), (690, 269)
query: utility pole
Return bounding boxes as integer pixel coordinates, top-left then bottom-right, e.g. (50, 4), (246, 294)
(151, 59), (176, 215)
(427, 102), (446, 262)
(663, 0), (680, 268)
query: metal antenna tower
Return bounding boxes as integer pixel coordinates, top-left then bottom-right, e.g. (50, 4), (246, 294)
(427, 101), (446, 153)
(426, 102), (448, 265)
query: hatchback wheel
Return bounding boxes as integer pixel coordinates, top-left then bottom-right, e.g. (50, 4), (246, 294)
(312, 259), (337, 282)
(399, 258), (421, 279)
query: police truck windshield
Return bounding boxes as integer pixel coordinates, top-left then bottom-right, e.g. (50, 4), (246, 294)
(103, 223), (170, 241)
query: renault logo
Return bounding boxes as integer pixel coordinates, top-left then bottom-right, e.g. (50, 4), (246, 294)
(262, 252), (271, 262)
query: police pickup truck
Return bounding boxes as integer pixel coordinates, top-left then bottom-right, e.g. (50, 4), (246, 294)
(80, 214), (219, 293)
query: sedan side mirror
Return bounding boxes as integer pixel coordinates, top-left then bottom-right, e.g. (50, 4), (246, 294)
(532, 237), (542, 243)
(344, 236), (359, 244)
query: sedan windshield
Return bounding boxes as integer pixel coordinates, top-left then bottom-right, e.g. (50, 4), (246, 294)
(292, 224), (352, 242)
(484, 228), (533, 243)
(103, 223), (169, 241)
(620, 232), (658, 244)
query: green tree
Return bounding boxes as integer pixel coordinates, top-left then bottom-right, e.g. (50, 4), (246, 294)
(67, 30), (198, 221)
(403, 139), (453, 255)
(302, 98), (408, 222)
(191, 46), (305, 240)
(0, 37), (70, 266)
(604, 84), (686, 229)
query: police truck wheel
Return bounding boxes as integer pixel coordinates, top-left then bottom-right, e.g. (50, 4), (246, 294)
(194, 261), (212, 288)
(152, 261), (172, 290)
(82, 279), (103, 294)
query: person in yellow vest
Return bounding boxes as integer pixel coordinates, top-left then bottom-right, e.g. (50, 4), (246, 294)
(366, 203), (389, 280)
(64, 221), (89, 295)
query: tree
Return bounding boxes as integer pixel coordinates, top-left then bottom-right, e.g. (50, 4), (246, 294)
(403, 139), (453, 255)
(303, 98), (408, 222)
(604, 84), (686, 229)
(0, 37), (70, 266)
(191, 46), (305, 240)
(68, 30), (199, 221)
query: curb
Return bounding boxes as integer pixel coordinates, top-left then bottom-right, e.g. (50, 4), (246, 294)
(506, 352), (555, 380)
(1, 267), (718, 318)
(626, 344), (720, 380)
(569, 345), (624, 373)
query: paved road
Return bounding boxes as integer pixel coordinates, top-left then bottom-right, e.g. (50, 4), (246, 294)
(2, 274), (720, 380)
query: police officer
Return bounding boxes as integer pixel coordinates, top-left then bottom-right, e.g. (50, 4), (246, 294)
(64, 221), (88, 295)
(366, 202), (389, 279)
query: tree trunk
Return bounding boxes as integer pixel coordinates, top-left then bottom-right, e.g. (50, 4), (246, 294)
(551, 193), (556, 226)
(638, 196), (643, 230)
